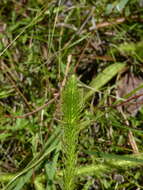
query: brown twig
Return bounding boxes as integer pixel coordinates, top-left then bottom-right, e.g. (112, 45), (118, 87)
(0, 61), (32, 110)
(100, 93), (143, 109)
(128, 130), (139, 154)
(90, 15), (143, 30)
(74, 40), (91, 73)
(61, 54), (72, 90)
(3, 94), (59, 119)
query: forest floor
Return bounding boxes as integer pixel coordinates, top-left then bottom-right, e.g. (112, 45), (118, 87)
(0, 0), (143, 189)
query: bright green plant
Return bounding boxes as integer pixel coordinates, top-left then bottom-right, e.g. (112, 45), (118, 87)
(61, 74), (83, 190)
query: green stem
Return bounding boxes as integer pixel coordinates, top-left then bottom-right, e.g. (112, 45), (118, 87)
(62, 75), (82, 190)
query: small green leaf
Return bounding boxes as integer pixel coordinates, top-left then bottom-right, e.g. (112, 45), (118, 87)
(106, 4), (114, 14)
(0, 88), (14, 99)
(85, 63), (126, 101)
(0, 133), (11, 141)
(116, 0), (129, 12)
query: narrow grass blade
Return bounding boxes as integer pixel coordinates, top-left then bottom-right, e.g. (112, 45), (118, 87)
(5, 128), (61, 190)
(86, 151), (143, 164)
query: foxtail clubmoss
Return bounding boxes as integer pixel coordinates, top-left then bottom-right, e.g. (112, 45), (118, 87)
(61, 75), (83, 190)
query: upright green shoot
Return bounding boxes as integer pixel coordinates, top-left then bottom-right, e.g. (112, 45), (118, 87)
(61, 75), (82, 190)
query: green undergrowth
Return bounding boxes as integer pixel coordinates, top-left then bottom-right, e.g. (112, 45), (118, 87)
(1, 0), (143, 189)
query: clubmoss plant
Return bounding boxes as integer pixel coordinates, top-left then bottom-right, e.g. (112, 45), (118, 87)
(61, 74), (83, 190)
